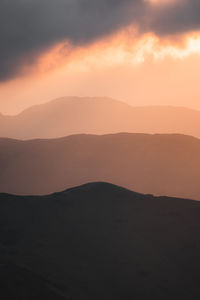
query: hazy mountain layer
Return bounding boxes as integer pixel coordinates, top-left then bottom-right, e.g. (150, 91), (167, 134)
(1, 182), (200, 299)
(1, 97), (200, 139)
(0, 133), (200, 199)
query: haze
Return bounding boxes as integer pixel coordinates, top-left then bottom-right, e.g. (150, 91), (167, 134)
(0, 0), (200, 114)
(1, 2), (200, 299)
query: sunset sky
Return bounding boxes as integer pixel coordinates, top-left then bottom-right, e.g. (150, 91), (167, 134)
(0, 0), (200, 114)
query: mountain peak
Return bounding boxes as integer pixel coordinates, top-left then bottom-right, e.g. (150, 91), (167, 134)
(1, 97), (200, 140)
(56, 181), (135, 196)
(1, 183), (200, 299)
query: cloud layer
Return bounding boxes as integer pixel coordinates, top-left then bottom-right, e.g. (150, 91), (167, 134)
(0, 0), (199, 81)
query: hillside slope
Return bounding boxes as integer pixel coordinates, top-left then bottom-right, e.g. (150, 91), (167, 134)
(1, 182), (200, 299)
(0, 97), (200, 139)
(0, 263), (66, 300)
(0, 133), (200, 199)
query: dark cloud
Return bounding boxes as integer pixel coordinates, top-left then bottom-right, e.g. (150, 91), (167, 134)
(0, 0), (199, 81)
(150, 0), (200, 36)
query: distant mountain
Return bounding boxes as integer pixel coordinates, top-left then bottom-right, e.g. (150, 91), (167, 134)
(1, 182), (200, 299)
(0, 97), (200, 139)
(1, 133), (200, 199)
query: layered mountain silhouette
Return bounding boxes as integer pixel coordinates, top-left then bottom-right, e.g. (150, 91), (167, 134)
(1, 182), (200, 299)
(1, 97), (200, 139)
(1, 133), (200, 199)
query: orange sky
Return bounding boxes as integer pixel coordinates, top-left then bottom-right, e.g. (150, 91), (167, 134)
(1, 24), (200, 114)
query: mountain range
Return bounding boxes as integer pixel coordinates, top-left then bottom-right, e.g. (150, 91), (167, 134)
(1, 182), (200, 300)
(1, 132), (200, 199)
(1, 97), (200, 139)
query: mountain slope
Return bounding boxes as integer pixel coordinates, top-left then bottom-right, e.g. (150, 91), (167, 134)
(0, 263), (66, 300)
(0, 133), (200, 199)
(1, 182), (200, 299)
(1, 97), (200, 139)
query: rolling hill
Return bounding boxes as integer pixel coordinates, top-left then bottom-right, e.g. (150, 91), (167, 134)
(0, 133), (200, 199)
(0, 97), (200, 139)
(1, 182), (200, 299)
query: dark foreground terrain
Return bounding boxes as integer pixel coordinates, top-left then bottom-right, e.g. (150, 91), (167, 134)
(0, 263), (65, 299)
(1, 182), (200, 299)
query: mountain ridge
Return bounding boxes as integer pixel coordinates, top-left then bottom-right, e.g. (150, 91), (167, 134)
(1, 182), (200, 299)
(1, 96), (200, 139)
(1, 96), (199, 117)
(0, 132), (200, 199)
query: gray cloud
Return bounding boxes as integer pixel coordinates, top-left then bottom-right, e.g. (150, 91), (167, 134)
(0, 0), (199, 81)
(150, 0), (200, 36)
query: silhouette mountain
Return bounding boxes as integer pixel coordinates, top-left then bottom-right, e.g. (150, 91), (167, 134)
(0, 97), (200, 139)
(0, 133), (200, 199)
(1, 182), (200, 299)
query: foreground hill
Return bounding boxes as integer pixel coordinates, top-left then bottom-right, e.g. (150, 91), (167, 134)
(0, 97), (200, 139)
(1, 182), (200, 299)
(0, 263), (65, 300)
(0, 133), (200, 199)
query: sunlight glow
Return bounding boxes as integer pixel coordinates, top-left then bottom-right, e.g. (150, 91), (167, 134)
(146, 0), (183, 5)
(20, 25), (200, 81)
(38, 29), (200, 74)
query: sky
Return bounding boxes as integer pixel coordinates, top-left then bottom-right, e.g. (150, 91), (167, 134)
(0, 0), (200, 114)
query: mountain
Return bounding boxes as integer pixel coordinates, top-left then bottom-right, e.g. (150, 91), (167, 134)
(1, 182), (200, 299)
(1, 133), (200, 199)
(0, 97), (200, 139)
